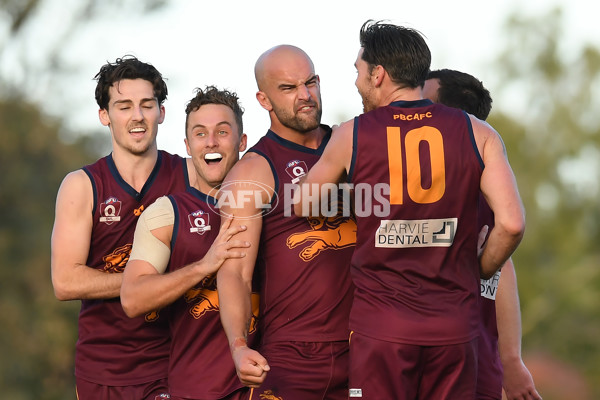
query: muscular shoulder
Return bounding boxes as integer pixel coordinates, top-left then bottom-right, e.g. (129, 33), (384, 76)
(330, 119), (354, 152)
(56, 169), (93, 209)
(225, 151), (273, 184)
(219, 151), (275, 216)
(321, 118), (354, 174)
(241, 150), (268, 163)
(470, 115), (506, 160)
(334, 118), (354, 136)
(62, 168), (92, 189)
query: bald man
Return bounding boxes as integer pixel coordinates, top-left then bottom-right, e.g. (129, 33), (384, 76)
(217, 45), (356, 400)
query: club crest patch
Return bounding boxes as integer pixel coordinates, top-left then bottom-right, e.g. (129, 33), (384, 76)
(285, 160), (308, 184)
(188, 209), (211, 234)
(99, 196), (122, 225)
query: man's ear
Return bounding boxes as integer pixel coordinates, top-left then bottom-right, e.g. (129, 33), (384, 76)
(238, 133), (248, 153)
(158, 105), (166, 124)
(373, 65), (385, 88)
(256, 91), (273, 112)
(99, 108), (110, 126)
(184, 137), (191, 157)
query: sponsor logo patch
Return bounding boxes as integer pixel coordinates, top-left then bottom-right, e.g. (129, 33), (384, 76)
(375, 218), (457, 248)
(481, 269), (502, 300)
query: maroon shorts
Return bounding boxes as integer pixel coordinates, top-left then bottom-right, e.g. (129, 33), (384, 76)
(76, 377), (169, 400)
(349, 332), (478, 400)
(170, 387), (250, 400)
(249, 340), (348, 400)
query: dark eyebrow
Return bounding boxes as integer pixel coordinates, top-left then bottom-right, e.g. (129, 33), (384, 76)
(112, 98), (156, 106)
(112, 99), (133, 106)
(278, 74), (318, 90)
(190, 121), (233, 130)
(278, 82), (296, 90)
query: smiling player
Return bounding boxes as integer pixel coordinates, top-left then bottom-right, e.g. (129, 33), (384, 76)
(120, 86), (256, 400)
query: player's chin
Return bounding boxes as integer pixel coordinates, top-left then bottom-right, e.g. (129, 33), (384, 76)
(202, 166), (226, 182)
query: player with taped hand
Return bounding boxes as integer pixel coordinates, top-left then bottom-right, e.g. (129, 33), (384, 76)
(121, 86), (258, 400)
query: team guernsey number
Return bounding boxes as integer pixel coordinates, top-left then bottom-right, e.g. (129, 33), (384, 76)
(386, 126), (446, 204)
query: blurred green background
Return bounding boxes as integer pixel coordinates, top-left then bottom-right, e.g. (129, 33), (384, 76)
(0, 1), (598, 399)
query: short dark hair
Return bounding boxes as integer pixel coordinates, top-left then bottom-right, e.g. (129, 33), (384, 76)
(427, 69), (492, 120)
(184, 86), (244, 136)
(359, 20), (431, 89)
(94, 55), (168, 110)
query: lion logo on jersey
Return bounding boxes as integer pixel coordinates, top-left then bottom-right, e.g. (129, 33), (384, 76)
(259, 390), (283, 400)
(145, 309), (161, 322)
(102, 244), (132, 273)
(103, 243), (160, 322)
(185, 284), (220, 319)
(286, 214), (357, 261)
(184, 276), (260, 333)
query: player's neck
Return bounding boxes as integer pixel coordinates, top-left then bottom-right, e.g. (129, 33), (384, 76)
(270, 123), (325, 149)
(111, 145), (159, 192)
(192, 175), (216, 197)
(384, 86), (423, 106)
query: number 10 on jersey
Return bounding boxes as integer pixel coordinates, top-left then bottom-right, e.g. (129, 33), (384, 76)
(386, 126), (446, 205)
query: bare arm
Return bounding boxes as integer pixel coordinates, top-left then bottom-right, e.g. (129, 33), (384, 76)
(496, 260), (542, 399)
(51, 170), (122, 300)
(216, 153), (271, 387)
(294, 120), (353, 217)
(121, 206), (249, 317)
(474, 118), (526, 278)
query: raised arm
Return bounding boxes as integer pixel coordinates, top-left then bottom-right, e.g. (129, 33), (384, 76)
(294, 120), (353, 217)
(496, 260), (541, 400)
(121, 196), (249, 317)
(216, 153), (272, 387)
(51, 170), (122, 300)
(474, 118), (526, 279)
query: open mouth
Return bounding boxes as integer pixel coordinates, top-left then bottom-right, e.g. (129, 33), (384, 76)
(298, 105), (314, 113)
(204, 152), (223, 165)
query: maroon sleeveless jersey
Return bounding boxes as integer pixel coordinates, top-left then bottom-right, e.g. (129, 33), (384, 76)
(249, 129), (355, 344)
(477, 194), (503, 397)
(78, 150), (188, 385)
(165, 188), (257, 398)
(348, 100), (483, 345)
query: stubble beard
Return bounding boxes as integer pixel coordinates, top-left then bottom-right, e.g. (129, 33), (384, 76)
(272, 102), (322, 133)
(359, 86), (377, 113)
(129, 142), (154, 156)
(117, 130), (156, 157)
